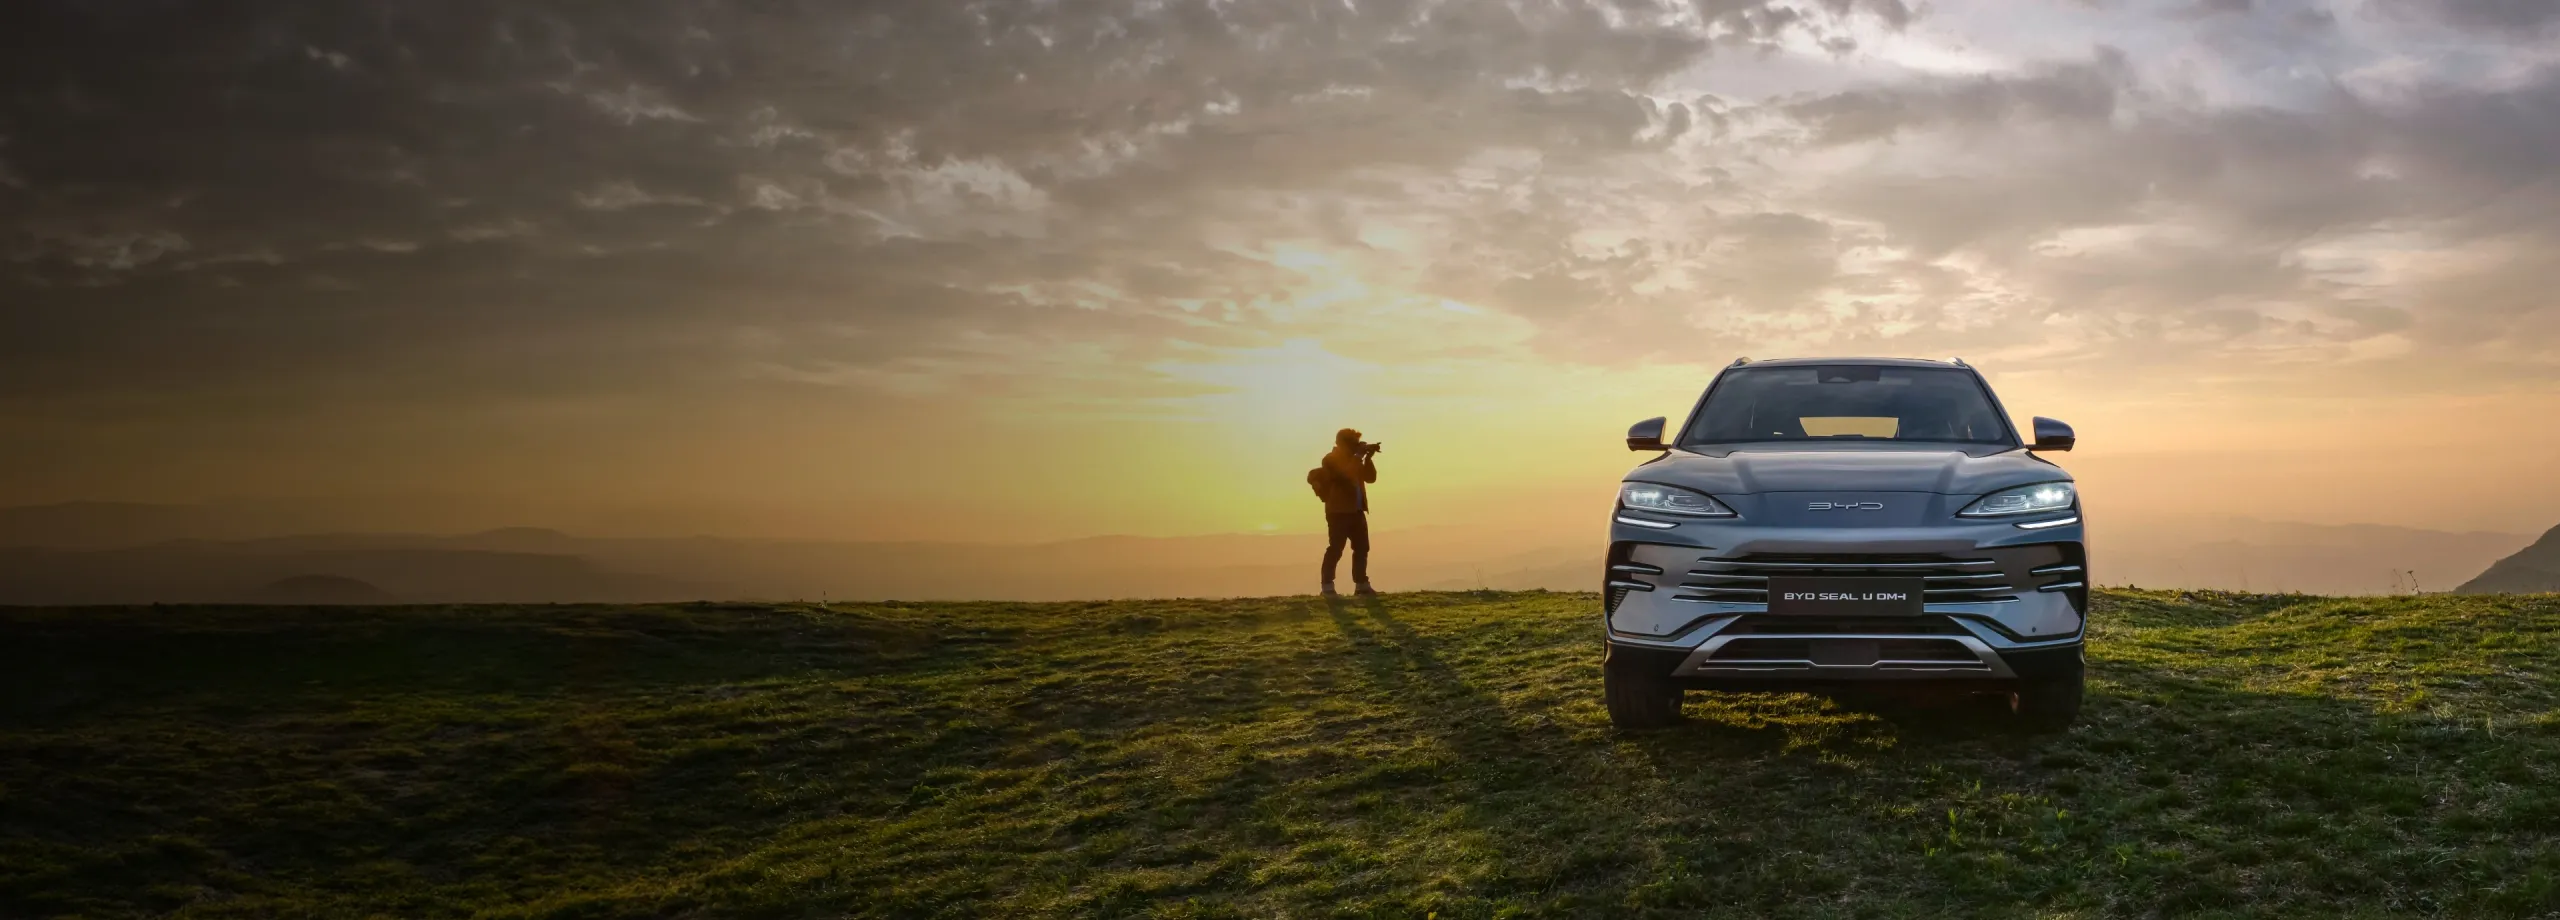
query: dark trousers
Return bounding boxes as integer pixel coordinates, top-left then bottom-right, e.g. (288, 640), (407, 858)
(1322, 511), (1369, 583)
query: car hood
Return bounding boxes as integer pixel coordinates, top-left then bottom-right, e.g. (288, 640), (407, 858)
(1626, 443), (2069, 496)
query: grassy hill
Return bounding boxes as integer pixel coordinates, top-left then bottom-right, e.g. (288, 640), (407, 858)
(2461, 524), (2560, 594)
(3, 590), (2557, 918)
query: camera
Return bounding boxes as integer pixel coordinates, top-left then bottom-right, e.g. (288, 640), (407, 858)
(1357, 441), (1384, 456)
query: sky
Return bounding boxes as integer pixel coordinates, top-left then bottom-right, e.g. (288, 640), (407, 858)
(5, 0), (2560, 544)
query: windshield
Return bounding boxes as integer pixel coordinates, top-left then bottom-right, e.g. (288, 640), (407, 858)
(1683, 365), (2015, 445)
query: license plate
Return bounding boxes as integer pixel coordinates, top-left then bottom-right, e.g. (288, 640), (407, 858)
(1766, 577), (1925, 615)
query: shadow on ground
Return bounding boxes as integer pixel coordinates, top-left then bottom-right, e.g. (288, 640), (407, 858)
(2, 591), (2555, 919)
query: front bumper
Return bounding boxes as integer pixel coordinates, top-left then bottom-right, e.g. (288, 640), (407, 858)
(1606, 639), (2083, 689)
(1602, 513), (2087, 682)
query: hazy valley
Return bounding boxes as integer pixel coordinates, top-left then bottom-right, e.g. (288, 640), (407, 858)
(3, 502), (2547, 604)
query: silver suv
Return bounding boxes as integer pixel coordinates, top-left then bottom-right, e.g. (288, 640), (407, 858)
(1602, 358), (2087, 731)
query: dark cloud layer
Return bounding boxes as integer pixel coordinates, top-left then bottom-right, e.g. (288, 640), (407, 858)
(3, 0), (2558, 436)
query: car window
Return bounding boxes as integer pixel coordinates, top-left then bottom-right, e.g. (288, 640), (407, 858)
(1683, 365), (2013, 445)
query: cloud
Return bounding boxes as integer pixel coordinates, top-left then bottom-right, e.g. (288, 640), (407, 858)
(580, 84), (701, 124)
(1781, 50), (2133, 145)
(574, 181), (707, 211)
(10, 229), (192, 274)
(2405, 0), (2560, 33)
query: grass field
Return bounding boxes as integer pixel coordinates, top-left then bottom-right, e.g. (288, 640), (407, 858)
(4, 589), (2559, 919)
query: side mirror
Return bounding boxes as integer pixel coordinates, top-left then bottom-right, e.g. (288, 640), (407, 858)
(1627, 417), (1668, 452)
(2030, 416), (2075, 452)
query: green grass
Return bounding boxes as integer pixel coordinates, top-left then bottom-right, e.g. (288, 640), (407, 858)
(4, 590), (2558, 918)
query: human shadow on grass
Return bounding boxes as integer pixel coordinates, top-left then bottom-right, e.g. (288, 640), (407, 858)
(1317, 597), (1956, 894)
(1327, 596), (1496, 704)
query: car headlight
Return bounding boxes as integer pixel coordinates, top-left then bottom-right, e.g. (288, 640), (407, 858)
(1958, 482), (2076, 517)
(1619, 482), (1736, 517)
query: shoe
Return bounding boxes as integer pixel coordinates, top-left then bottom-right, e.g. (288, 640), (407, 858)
(1354, 582), (1379, 596)
(1321, 582), (1340, 597)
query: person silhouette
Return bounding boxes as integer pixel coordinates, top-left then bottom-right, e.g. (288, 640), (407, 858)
(1316, 427), (1379, 597)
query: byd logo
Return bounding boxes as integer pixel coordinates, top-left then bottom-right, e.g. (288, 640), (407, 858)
(1807, 501), (1885, 511)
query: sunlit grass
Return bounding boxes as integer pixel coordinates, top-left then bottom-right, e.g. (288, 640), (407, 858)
(3, 590), (2557, 918)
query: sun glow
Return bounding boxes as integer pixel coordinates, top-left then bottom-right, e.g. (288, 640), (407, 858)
(1154, 338), (1368, 439)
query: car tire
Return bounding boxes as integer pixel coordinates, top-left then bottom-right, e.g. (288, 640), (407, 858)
(1604, 647), (1684, 730)
(2010, 656), (2084, 733)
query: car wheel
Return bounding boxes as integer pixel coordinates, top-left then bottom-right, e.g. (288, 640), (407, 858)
(1604, 647), (1684, 730)
(2010, 656), (2084, 733)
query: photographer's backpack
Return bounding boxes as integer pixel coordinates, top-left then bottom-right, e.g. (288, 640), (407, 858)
(1306, 463), (1337, 504)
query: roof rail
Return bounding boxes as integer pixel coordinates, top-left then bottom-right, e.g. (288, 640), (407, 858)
(1949, 357), (1969, 368)
(1728, 356), (1751, 368)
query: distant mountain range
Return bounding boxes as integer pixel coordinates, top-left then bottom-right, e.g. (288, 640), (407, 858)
(0, 502), (2543, 603)
(0, 504), (1596, 603)
(2456, 524), (2560, 593)
(2095, 517), (2533, 596)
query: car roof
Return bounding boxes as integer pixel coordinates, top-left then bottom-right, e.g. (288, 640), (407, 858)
(1732, 356), (1967, 369)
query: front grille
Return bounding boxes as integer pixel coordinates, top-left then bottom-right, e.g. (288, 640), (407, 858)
(1721, 614), (1968, 635)
(1670, 553), (2020, 605)
(1705, 637), (1986, 666)
(1713, 638), (1815, 660)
